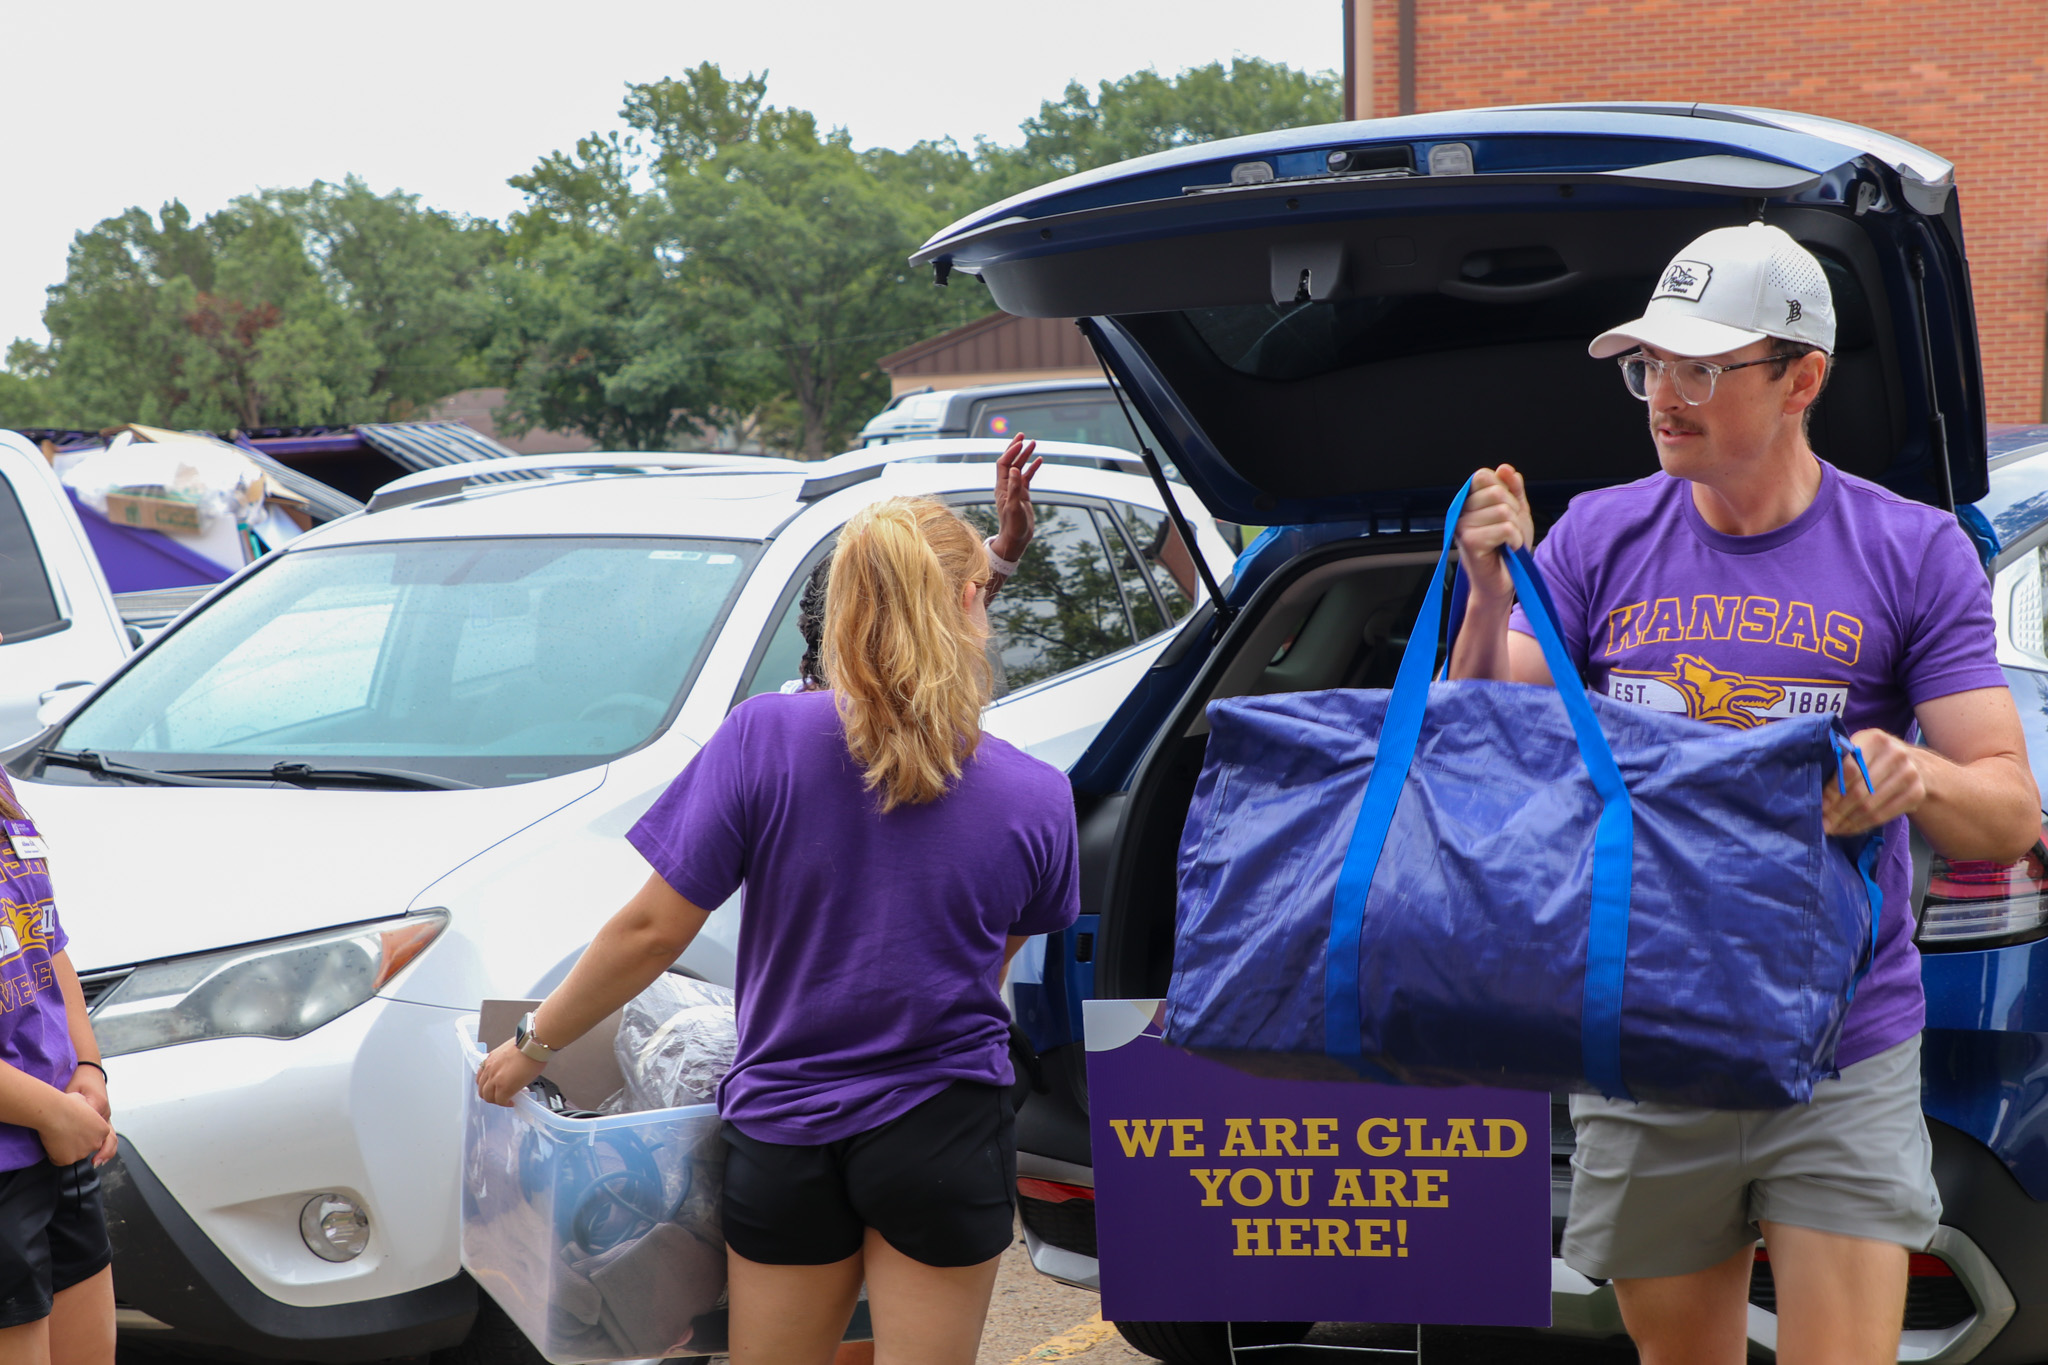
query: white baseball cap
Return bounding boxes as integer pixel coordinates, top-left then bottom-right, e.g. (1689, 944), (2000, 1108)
(1588, 222), (1836, 360)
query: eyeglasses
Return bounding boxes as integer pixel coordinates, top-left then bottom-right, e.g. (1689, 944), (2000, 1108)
(1618, 352), (1783, 405)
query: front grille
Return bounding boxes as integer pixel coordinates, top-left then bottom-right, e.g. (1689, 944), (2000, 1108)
(1749, 1261), (1974, 1332)
(1020, 1194), (1097, 1258)
(79, 969), (132, 1014)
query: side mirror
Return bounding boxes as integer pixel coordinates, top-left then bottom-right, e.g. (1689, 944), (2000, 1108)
(34, 680), (94, 729)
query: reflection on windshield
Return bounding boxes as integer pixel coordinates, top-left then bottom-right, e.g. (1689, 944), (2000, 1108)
(57, 537), (756, 787)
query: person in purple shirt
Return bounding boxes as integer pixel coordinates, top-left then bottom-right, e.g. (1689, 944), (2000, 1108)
(1450, 222), (2039, 1365)
(0, 772), (117, 1365)
(479, 495), (1080, 1365)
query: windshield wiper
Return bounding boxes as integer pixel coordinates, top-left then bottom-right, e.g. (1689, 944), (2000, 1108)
(260, 763), (475, 791)
(39, 750), (474, 791)
(38, 749), (264, 788)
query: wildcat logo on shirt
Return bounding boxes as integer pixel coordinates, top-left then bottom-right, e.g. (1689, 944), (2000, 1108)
(0, 898), (52, 964)
(0, 898), (55, 1013)
(1608, 655), (1846, 728)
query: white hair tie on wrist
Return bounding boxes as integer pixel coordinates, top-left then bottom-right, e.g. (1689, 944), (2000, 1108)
(983, 535), (1021, 578)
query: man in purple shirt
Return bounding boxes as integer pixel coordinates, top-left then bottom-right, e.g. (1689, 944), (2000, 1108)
(1451, 223), (2038, 1365)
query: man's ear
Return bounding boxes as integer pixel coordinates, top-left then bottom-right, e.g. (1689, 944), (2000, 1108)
(1784, 351), (1828, 417)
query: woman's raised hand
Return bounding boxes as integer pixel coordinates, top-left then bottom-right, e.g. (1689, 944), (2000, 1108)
(992, 436), (1043, 565)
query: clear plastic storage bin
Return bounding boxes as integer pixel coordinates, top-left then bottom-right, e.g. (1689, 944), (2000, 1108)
(460, 1003), (729, 1362)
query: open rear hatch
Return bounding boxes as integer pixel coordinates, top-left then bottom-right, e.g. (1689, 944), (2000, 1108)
(915, 103), (1986, 526)
(952, 106), (1994, 1108)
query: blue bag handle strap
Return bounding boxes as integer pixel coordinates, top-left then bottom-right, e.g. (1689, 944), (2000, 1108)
(1327, 477), (1638, 1098)
(1827, 728), (1885, 1001)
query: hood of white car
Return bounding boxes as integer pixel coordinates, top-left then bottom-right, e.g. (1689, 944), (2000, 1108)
(20, 770), (606, 971)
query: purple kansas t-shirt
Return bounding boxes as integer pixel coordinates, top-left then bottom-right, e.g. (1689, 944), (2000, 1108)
(1509, 461), (2006, 1068)
(0, 782), (75, 1171)
(629, 689), (1080, 1144)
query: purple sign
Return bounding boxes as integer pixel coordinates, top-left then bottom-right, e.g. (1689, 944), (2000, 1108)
(1084, 999), (1552, 1326)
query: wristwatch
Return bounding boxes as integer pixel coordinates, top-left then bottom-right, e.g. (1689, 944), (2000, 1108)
(514, 1011), (557, 1063)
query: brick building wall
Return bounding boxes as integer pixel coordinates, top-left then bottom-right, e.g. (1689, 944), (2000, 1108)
(1348, 0), (2048, 423)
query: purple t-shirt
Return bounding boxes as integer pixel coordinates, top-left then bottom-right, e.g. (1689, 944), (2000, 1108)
(1508, 462), (2006, 1067)
(628, 689), (1080, 1143)
(0, 783), (75, 1171)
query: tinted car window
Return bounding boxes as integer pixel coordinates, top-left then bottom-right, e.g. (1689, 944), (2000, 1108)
(741, 551), (834, 701)
(0, 478), (64, 641)
(963, 503), (1134, 691)
(1098, 509), (1166, 639)
(967, 394), (1161, 456)
(745, 592), (811, 699)
(1115, 503), (1196, 623)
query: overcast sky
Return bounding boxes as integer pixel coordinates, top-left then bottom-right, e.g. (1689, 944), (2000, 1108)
(3, 0), (1341, 350)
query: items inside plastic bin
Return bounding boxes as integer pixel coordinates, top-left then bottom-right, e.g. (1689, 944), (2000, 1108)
(605, 974), (738, 1113)
(463, 992), (731, 1362)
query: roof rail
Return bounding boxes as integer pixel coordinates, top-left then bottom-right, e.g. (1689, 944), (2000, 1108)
(363, 452), (800, 513)
(797, 464), (887, 500)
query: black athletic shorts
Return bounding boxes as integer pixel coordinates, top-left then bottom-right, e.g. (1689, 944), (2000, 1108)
(721, 1080), (1015, 1268)
(0, 1159), (112, 1328)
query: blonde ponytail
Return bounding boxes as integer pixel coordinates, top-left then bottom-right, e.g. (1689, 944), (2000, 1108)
(823, 497), (993, 812)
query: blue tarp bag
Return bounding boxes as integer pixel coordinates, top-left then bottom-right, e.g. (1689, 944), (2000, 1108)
(1165, 477), (1883, 1109)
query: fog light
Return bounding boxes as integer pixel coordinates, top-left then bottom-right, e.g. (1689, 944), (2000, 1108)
(300, 1194), (370, 1262)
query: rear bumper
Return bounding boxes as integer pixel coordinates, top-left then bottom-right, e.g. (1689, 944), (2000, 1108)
(103, 1140), (476, 1363)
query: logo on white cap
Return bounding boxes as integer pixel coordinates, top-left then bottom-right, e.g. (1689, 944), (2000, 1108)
(1654, 261), (1713, 302)
(1589, 223), (1836, 360)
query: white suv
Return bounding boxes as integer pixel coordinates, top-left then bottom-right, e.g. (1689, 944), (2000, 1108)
(13, 442), (1232, 1362)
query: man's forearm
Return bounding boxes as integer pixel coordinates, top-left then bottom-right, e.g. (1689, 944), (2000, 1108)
(1912, 750), (2040, 862)
(1449, 592), (1517, 681)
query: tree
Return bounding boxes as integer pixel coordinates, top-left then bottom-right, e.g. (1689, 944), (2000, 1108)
(489, 217), (745, 452)
(979, 58), (1343, 199)
(0, 342), (59, 428)
(496, 65), (973, 457)
(488, 56), (1338, 456)
(659, 135), (957, 458)
(266, 179), (503, 416)
(492, 68), (777, 452)
(21, 182), (499, 431)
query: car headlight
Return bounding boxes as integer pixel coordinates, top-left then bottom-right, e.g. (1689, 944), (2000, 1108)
(91, 913), (448, 1058)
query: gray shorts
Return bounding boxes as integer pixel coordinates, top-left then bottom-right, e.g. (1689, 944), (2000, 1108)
(1562, 1035), (1941, 1281)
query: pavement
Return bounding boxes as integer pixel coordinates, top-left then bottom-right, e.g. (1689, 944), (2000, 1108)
(978, 1227), (1149, 1365)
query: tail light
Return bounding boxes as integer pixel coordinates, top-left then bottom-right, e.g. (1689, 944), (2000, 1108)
(1753, 1246), (1952, 1277)
(1917, 829), (2048, 949)
(1018, 1178), (1094, 1203)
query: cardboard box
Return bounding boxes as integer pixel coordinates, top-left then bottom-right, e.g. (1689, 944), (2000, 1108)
(103, 490), (203, 535)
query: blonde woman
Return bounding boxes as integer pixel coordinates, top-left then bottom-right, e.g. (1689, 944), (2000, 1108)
(478, 496), (1080, 1365)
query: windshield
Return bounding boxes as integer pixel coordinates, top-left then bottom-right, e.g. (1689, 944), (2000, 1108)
(52, 536), (757, 787)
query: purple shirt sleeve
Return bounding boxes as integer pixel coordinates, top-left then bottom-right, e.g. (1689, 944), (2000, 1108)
(627, 711), (752, 912)
(1900, 519), (2009, 707)
(1506, 505), (1594, 671)
(1008, 800), (1081, 938)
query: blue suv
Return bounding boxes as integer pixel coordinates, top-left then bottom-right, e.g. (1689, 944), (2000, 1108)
(915, 103), (2048, 1364)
